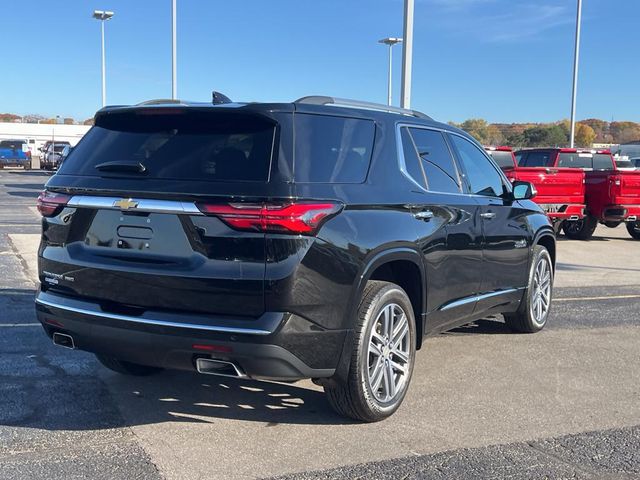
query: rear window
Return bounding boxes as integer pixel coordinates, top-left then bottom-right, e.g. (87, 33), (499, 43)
(522, 151), (552, 167)
(293, 114), (375, 183)
(558, 152), (593, 169)
(487, 150), (515, 168)
(593, 153), (615, 170)
(58, 111), (276, 182)
(0, 140), (25, 149)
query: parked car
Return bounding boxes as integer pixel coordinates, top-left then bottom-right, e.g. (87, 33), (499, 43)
(58, 145), (74, 167)
(39, 140), (70, 157)
(35, 96), (556, 422)
(515, 148), (640, 240)
(630, 157), (640, 169)
(0, 139), (32, 169)
(41, 143), (69, 170)
(486, 146), (585, 233)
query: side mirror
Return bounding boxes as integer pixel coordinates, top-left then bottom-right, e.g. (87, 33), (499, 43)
(512, 181), (537, 200)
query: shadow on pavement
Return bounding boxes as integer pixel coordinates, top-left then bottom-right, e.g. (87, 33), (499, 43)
(6, 190), (39, 198)
(6, 170), (52, 177)
(0, 288), (518, 431)
(3, 183), (47, 190)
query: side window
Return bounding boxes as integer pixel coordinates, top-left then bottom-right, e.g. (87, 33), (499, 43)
(515, 152), (526, 165)
(524, 152), (552, 167)
(408, 128), (461, 193)
(399, 127), (427, 188)
(294, 114), (375, 183)
(449, 135), (506, 197)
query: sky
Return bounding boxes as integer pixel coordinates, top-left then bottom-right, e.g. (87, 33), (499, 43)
(1, 0), (639, 123)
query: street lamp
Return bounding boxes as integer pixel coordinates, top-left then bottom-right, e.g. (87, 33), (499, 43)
(569, 0), (583, 148)
(400, 0), (414, 109)
(92, 10), (114, 107)
(171, 0), (177, 99)
(379, 37), (403, 106)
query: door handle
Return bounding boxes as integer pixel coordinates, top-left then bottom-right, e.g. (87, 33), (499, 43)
(480, 212), (496, 219)
(414, 210), (434, 221)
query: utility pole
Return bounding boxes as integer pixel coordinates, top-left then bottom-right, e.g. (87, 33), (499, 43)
(172, 0), (177, 99)
(569, 0), (582, 148)
(400, 0), (414, 109)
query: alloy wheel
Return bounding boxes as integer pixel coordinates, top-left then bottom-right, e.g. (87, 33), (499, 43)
(366, 303), (411, 403)
(530, 256), (552, 326)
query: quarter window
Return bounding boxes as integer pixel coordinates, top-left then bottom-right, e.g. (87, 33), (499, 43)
(294, 114), (375, 183)
(400, 127), (427, 188)
(450, 135), (506, 197)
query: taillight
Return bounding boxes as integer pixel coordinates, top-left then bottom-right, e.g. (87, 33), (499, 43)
(36, 190), (71, 217)
(196, 202), (342, 234)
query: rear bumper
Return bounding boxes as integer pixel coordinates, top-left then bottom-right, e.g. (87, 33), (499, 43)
(35, 290), (344, 381)
(539, 204), (586, 221)
(601, 205), (640, 222)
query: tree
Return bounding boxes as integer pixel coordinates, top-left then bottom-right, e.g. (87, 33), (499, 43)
(457, 118), (504, 145)
(521, 125), (568, 147)
(575, 123), (596, 147)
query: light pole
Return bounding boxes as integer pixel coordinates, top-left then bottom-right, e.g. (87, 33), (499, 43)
(171, 0), (177, 99)
(92, 10), (114, 107)
(400, 0), (414, 109)
(379, 37), (403, 106)
(569, 0), (582, 148)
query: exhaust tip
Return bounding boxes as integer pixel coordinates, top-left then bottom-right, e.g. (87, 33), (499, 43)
(52, 332), (75, 350)
(195, 358), (245, 378)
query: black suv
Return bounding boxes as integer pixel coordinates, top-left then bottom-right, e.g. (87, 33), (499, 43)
(36, 96), (555, 421)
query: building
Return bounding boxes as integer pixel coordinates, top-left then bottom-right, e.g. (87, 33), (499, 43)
(0, 122), (90, 155)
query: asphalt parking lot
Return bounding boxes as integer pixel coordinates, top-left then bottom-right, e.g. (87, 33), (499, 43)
(0, 168), (639, 480)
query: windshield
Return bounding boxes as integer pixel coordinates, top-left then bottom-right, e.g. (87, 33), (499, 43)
(58, 111), (276, 182)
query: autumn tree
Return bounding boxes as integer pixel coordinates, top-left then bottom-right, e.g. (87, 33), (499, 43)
(574, 123), (596, 147)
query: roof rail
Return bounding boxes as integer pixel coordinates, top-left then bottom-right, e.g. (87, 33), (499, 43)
(136, 99), (185, 106)
(294, 96), (431, 120)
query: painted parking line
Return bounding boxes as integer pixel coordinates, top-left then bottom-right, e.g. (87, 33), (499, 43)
(0, 323), (41, 327)
(554, 294), (640, 302)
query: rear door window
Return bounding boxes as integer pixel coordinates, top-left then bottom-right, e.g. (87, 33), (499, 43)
(293, 114), (375, 183)
(58, 111), (276, 182)
(408, 128), (461, 193)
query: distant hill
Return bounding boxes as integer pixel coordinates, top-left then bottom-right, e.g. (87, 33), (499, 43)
(449, 118), (640, 148)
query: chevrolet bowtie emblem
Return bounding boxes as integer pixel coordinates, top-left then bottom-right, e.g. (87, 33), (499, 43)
(113, 198), (139, 210)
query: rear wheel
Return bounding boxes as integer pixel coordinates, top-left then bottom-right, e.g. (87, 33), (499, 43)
(627, 221), (640, 240)
(563, 215), (598, 240)
(504, 245), (553, 333)
(324, 281), (416, 422)
(96, 354), (163, 376)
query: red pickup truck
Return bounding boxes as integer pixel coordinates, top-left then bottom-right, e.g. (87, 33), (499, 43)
(514, 148), (640, 240)
(485, 146), (586, 232)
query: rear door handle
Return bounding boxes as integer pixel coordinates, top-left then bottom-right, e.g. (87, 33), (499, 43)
(414, 210), (434, 221)
(480, 212), (496, 219)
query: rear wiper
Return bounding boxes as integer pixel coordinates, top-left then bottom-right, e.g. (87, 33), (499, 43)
(95, 161), (147, 174)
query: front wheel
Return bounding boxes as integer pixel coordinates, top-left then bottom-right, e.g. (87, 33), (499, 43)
(96, 354), (164, 376)
(627, 221), (640, 240)
(563, 216), (598, 240)
(504, 245), (554, 333)
(324, 281), (416, 422)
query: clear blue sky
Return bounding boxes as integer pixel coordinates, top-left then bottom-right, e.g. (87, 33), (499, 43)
(1, 0), (638, 123)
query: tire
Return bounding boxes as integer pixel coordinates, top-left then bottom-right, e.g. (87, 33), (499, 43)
(562, 215), (598, 240)
(504, 245), (553, 333)
(24, 162), (31, 171)
(96, 354), (163, 376)
(627, 221), (640, 240)
(324, 281), (416, 422)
